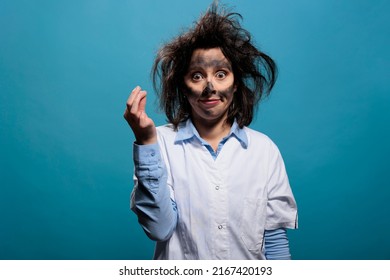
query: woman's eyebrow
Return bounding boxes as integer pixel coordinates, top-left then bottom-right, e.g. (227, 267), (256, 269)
(188, 58), (232, 71)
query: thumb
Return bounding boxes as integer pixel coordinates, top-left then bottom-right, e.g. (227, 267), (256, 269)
(138, 110), (154, 128)
(138, 91), (147, 112)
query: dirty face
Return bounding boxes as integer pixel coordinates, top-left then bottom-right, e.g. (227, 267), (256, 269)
(184, 47), (236, 125)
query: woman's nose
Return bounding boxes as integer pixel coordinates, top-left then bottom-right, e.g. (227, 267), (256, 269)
(202, 81), (215, 96)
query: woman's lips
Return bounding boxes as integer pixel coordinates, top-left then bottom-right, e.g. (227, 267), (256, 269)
(199, 99), (220, 106)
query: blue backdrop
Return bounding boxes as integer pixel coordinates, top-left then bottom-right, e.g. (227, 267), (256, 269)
(1, 0), (389, 259)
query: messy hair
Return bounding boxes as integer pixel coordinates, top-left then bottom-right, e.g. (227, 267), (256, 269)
(152, 1), (277, 128)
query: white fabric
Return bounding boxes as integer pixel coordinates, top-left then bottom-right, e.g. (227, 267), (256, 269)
(153, 121), (298, 260)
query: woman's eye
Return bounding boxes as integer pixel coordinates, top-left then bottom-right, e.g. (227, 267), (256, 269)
(192, 73), (203, 81)
(216, 71), (227, 79)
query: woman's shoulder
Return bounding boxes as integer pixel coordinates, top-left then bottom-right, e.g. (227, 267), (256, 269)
(243, 126), (280, 152)
(243, 126), (272, 142)
(156, 123), (178, 139)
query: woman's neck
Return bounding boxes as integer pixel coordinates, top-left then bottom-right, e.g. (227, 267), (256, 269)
(191, 116), (232, 151)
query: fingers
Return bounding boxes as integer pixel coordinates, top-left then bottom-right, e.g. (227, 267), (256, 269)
(126, 86), (141, 111)
(130, 90), (147, 117)
(124, 86), (146, 120)
(124, 86), (157, 145)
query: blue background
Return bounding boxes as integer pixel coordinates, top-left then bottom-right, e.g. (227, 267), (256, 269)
(1, 0), (389, 259)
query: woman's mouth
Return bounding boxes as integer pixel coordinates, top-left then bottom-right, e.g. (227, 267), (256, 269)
(199, 98), (221, 106)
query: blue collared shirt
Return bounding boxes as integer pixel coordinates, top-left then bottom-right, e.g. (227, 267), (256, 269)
(174, 120), (248, 160)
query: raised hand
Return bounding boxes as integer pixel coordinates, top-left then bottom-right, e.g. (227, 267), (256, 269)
(123, 86), (157, 145)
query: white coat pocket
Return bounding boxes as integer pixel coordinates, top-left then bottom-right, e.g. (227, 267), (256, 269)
(240, 197), (267, 256)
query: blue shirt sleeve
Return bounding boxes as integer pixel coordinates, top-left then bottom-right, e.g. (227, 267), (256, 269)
(264, 228), (291, 260)
(131, 142), (178, 241)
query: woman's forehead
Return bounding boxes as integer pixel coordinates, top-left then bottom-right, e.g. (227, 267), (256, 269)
(189, 48), (232, 69)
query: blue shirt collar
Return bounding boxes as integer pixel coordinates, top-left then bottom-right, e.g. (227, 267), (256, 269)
(174, 119), (248, 149)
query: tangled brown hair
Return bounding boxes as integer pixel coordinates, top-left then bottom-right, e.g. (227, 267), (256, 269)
(152, 1), (277, 128)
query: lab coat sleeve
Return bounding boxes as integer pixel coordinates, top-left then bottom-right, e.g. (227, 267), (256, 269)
(265, 142), (298, 230)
